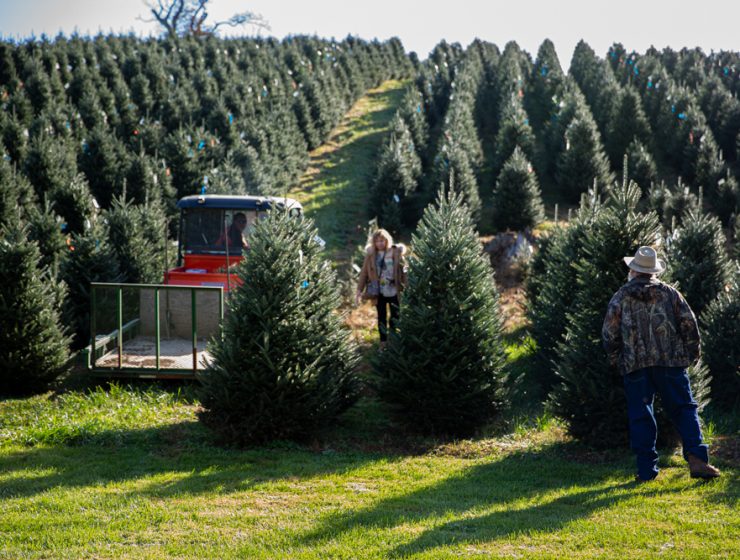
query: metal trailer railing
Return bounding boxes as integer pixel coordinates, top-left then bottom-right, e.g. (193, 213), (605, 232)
(80, 282), (224, 379)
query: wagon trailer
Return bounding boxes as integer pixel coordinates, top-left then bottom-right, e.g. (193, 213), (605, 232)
(80, 195), (303, 379)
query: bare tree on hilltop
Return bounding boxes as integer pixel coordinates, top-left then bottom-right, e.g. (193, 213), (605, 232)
(141, 0), (270, 38)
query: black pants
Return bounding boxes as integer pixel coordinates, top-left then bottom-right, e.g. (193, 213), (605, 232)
(376, 294), (399, 342)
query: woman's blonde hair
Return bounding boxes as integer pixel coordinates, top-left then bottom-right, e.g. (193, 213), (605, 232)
(368, 228), (393, 254)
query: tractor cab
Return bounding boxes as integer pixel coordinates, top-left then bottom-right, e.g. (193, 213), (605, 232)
(165, 195), (302, 291)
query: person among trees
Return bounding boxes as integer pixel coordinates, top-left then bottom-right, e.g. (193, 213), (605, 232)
(602, 246), (721, 481)
(215, 212), (250, 251)
(356, 229), (407, 348)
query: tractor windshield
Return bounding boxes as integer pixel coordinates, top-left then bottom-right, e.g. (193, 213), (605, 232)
(180, 208), (263, 255)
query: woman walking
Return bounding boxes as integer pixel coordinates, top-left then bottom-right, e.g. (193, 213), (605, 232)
(356, 229), (407, 348)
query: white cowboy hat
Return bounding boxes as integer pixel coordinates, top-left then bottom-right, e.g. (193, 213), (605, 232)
(623, 246), (666, 275)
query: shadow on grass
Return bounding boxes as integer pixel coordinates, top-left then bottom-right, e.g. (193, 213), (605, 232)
(0, 420), (396, 501)
(296, 442), (685, 557)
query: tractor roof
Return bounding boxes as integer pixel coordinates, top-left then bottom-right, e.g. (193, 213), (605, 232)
(177, 195), (302, 211)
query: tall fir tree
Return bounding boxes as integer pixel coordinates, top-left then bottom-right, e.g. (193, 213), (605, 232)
(431, 142), (482, 221)
(373, 188), (506, 436)
(665, 208), (732, 316)
(0, 221), (70, 395)
(699, 272), (740, 411)
(492, 96), (536, 176)
(491, 147), (544, 231)
(198, 210), (359, 445)
(104, 194), (168, 283)
(556, 105), (614, 203)
(25, 200), (68, 274)
(526, 39), (565, 133)
(371, 116), (422, 233)
(527, 186), (601, 390)
(605, 86), (652, 169)
(625, 139), (659, 191)
(59, 222), (123, 349)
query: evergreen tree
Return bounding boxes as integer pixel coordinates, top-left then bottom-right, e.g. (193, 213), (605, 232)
(396, 87), (430, 162)
(25, 134), (93, 234)
(665, 208), (732, 316)
(556, 106), (614, 203)
(491, 147), (544, 231)
(371, 116), (422, 233)
(373, 189), (506, 436)
(625, 139), (659, 191)
(104, 195), (167, 284)
(605, 86), (652, 169)
(548, 180), (707, 447)
(526, 39), (565, 132)
(527, 189), (601, 390)
(493, 96), (536, 175)
(431, 142), (482, 220)
(0, 158), (35, 229)
(59, 222), (122, 348)
(198, 210), (359, 445)
(0, 221), (70, 395)
(711, 169), (740, 225)
(26, 200), (68, 273)
(648, 179), (700, 227)
(699, 273), (740, 411)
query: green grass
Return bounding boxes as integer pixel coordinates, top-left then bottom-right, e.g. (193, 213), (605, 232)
(1, 383), (737, 559)
(290, 79), (408, 261)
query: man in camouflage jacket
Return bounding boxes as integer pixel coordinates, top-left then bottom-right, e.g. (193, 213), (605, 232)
(602, 246), (721, 481)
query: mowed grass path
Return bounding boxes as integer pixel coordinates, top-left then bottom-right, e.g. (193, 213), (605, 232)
(0, 386), (737, 559)
(290, 79), (408, 260)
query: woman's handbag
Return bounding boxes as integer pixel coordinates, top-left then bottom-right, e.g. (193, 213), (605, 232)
(363, 279), (380, 299)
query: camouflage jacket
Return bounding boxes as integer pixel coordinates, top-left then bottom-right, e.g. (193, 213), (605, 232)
(602, 276), (701, 375)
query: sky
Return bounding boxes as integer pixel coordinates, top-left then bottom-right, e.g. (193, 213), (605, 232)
(1, 0), (738, 70)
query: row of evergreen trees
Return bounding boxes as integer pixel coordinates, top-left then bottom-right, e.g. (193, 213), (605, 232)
(201, 172), (737, 447)
(371, 39), (739, 237)
(0, 33), (412, 394)
(199, 186), (508, 444)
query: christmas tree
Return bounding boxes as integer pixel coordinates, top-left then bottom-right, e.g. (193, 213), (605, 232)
(0, 221), (70, 395)
(198, 210), (359, 445)
(625, 139), (659, 191)
(527, 187), (601, 390)
(371, 116), (422, 233)
(665, 208), (732, 316)
(605, 86), (652, 169)
(59, 222), (123, 349)
(431, 142), (482, 221)
(699, 273), (739, 411)
(556, 105), (614, 203)
(104, 194), (168, 284)
(373, 188), (506, 436)
(492, 96), (536, 176)
(525, 39), (565, 133)
(491, 147), (544, 231)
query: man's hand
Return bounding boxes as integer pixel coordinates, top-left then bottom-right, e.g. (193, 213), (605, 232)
(355, 291), (362, 306)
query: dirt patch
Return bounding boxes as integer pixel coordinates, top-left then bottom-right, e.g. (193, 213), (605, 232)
(711, 434), (740, 464)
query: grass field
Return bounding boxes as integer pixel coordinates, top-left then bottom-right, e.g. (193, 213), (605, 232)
(1, 81), (738, 559)
(1, 384), (737, 559)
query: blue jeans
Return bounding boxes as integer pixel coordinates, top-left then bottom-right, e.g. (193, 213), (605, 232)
(623, 366), (708, 480)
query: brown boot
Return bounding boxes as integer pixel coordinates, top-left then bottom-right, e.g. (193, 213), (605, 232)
(687, 453), (721, 479)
